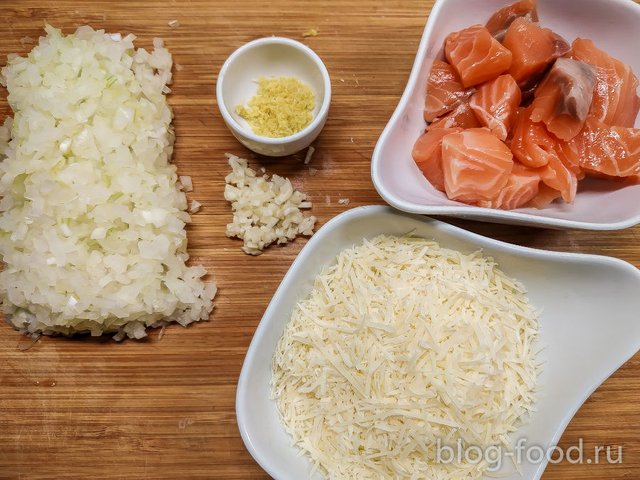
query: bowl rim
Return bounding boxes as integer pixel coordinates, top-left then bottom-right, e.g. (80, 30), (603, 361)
(216, 36), (332, 145)
(370, 0), (640, 231)
(236, 204), (640, 480)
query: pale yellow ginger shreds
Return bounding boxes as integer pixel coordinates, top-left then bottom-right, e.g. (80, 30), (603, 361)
(236, 76), (315, 138)
(272, 235), (540, 480)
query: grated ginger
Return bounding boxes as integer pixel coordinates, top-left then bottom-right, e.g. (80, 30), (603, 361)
(236, 76), (315, 138)
(272, 235), (540, 479)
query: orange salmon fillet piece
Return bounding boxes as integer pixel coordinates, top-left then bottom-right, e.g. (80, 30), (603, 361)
(412, 127), (463, 191)
(567, 116), (640, 178)
(530, 58), (596, 141)
(441, 128), (514, 203)
(571, 38), (640, 128)
(502, 17), (570, 87)
(537, 152), (578, 203)
(424, 60), (473, 122)
(477, 162), (540, 210)
(445, 25), (512, 88)
(526, 183), (562, 209)
(486, 0), (538, 42)
(470, 74), (521, 141)
(510, 106), (558, 168)
(429, 101), (481, 130)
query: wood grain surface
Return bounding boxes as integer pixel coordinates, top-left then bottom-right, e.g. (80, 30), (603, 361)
(0, 1), (639, 479)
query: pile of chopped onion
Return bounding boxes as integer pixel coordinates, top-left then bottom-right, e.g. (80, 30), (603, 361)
(272, 235), (540, 479)
(0, 25), (215, 339)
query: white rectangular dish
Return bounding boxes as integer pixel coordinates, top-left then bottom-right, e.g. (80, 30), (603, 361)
(371, 0), (640, 230)
(236, 205), (640, 480)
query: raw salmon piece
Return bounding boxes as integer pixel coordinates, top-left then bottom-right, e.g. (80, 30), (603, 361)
(412, 127), (463, 191)
(530, 58), (596, 141)
(424, 60), (473, 122)
(441, 128), (514, 203)
(571, 38), (640, 128)
(502, 17), (570, 87)
(445, 25), (513, 88)
(538, 152), (578, 203)
(526, 183), (562, 208)
(429, 101), (481, 130)
(486, 0), (539, 42)
(477, 163), (540, 210)
(510, 107), (557, 168)
(569, 116), (640, 177)
(470, 74), (521, 141)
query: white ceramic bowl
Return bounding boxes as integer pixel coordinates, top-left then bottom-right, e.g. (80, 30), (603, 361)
(371, 0), (640, 230)
(236, 205), (640, 480)
(216, 37), (331, 157)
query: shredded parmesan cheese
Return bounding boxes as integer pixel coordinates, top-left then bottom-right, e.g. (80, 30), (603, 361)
(236, 76), (315, 138)
(272, 235), (540, 479)
(224, 153), (316, 255)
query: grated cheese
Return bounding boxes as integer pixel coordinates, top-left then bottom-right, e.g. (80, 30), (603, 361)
(224, 153), (316, 255)
(272, 235), (540, 479)
(236, 76), (315, 138)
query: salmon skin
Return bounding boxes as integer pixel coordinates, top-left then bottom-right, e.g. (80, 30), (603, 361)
(445, 25), (513, 88)
(429, 101), (481, 130)
(486, 0), (538, 42)
(424, 60), (473, 122)
(441, 128), (514, 203)
(412, 127), (463, 191)
(530, 58), (596, 141)
(470, 74), (521, 141)
(571, 38), (640, 128)
(502, 17), (570, 88)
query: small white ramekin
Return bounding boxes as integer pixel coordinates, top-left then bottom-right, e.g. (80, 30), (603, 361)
(216, 37), (331, 157)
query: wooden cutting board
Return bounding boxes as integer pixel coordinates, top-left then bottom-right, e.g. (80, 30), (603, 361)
(0, 1), (638, 479)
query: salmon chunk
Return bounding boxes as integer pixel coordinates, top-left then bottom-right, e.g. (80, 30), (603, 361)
(571, 38), (640, 128)
(530, 58), (596, 141)
(441, 128), (514, 203)
(445, 25), (513, 88)
(412, 127), (463, 191)
(486, 0), (539, 41)
(502, 17), (570, 87)
(470, 74), (522, 140)
(424, 60), (473, 122)
(429, 101), (482, 130)
(569, 117), (640, 177)
(477, 163), (540, 209)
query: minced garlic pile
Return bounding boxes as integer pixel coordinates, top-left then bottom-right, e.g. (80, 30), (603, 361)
(224, 153), (316, 255)
(236, 76), (315, 138)
(272, 235), (540, 479)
